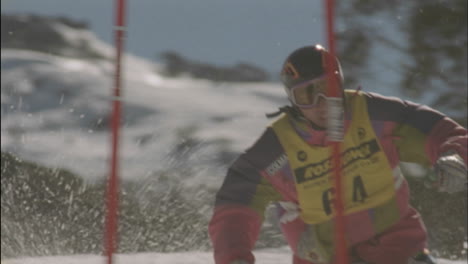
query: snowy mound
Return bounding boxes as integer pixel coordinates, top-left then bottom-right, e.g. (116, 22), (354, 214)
(1, 18), (287, 183)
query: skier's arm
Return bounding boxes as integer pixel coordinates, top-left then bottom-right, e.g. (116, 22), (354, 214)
(425, 118), (467, 165)
(365, 92), (467, 192)
(392, 102), (466, 166)
(209, 156), (281, 264)
(364, 92), (467, 166)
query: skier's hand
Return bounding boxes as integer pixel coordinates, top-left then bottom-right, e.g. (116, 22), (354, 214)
(428, 152), (467, 193)
(278, 201), (300, 223)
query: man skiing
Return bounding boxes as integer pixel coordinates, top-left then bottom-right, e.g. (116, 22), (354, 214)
(209, 44), (467, 264)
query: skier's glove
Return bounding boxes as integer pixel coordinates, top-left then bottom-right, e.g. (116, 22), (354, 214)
(427, 152), (467, 193)
(229, 260), (250, 264)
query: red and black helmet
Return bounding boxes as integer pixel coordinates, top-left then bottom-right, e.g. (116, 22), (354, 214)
(280, 44), (344, 104)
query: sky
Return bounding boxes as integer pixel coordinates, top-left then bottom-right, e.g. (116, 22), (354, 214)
(1, 0), (325, 74)
(1, 0), (429, 102)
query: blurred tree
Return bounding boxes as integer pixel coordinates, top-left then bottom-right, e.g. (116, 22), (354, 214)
(403, 0), (467, 123)
(336, 0), (467, 126)
(159, 50), (270, 82)
(335, 0), (467, 259)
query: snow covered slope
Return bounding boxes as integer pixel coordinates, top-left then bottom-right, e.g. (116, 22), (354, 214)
(1, 44), (287, 186)
(2, 250), (466, 264)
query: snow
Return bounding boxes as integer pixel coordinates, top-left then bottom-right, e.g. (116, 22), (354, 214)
(2, 250), (465, 264)
(1, 46), (286, 184)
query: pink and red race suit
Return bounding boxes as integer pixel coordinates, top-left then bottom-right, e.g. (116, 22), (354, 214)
(209, 91), (467, 264)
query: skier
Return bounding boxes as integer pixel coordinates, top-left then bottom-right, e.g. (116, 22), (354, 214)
(208, 44), (467, 264)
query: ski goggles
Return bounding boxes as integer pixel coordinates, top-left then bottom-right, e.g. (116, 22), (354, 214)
(289, 77), (328, 108)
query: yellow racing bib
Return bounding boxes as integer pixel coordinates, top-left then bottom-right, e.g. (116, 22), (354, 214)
(271, 92), (396, 224)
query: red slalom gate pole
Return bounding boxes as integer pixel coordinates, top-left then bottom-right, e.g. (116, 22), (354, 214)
(105, 0), (126, 263)
(323, 0), (349, 263)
